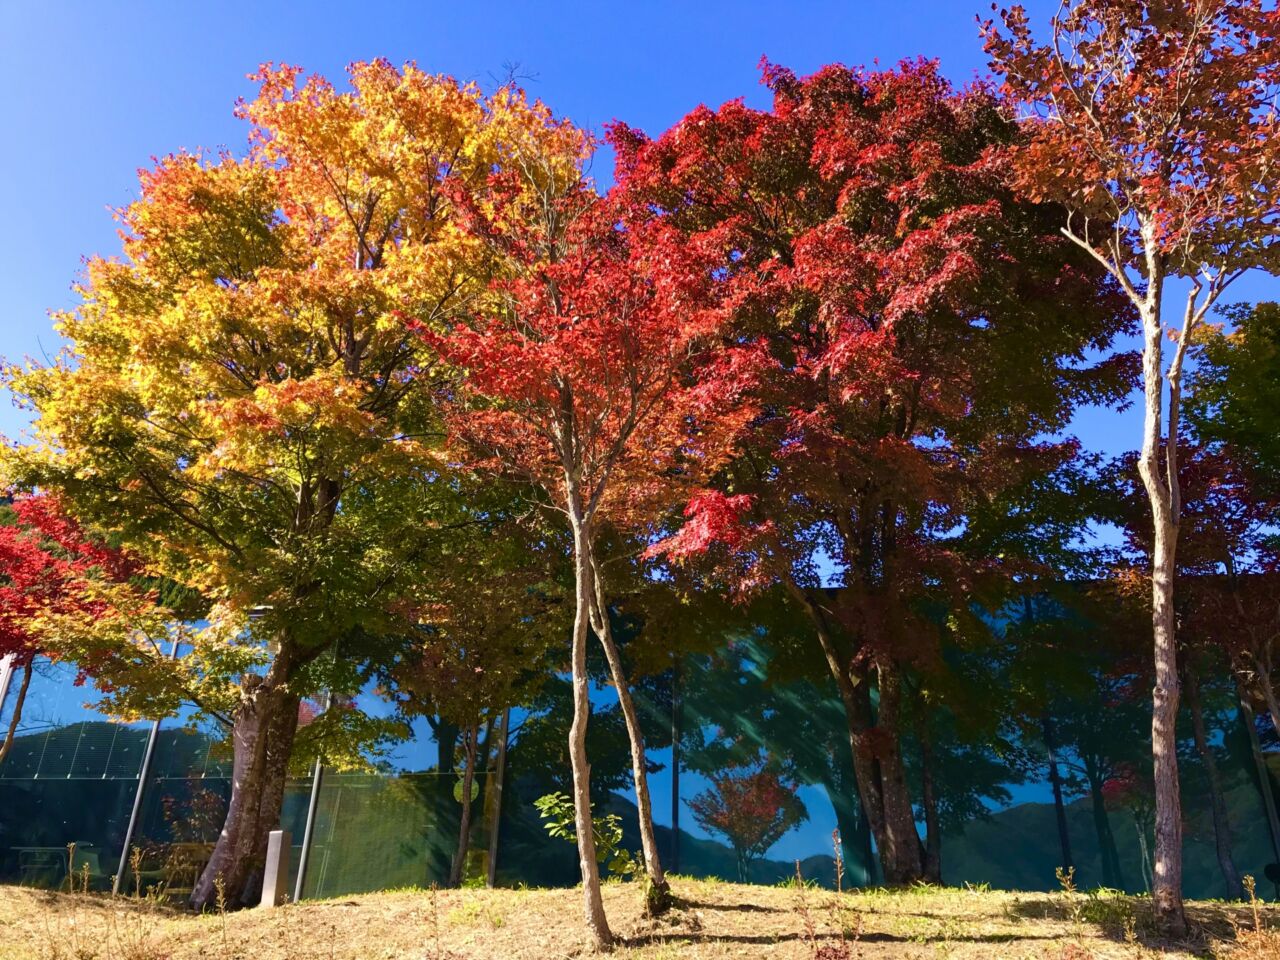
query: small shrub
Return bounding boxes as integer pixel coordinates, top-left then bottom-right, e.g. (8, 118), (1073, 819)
(534, 792), (638, 878)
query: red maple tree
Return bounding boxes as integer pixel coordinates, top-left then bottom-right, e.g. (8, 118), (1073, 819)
(622, 59), (1130, 884)
(420, 157), (745, 941)
(0, 494), (142, 764)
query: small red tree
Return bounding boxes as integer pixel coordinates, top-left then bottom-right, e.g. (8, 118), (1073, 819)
(984, 2), (1280, 931)
(422, 158), (740, 944)
(0, 494), (145, 764)
(687, 757), (808, 882)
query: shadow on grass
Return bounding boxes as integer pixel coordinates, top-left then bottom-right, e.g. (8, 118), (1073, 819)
(1005, 891), (1272, 954)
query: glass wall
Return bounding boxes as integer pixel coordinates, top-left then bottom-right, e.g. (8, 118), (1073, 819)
(0, 659), (150, 891)
(3, 622), (1279, 903)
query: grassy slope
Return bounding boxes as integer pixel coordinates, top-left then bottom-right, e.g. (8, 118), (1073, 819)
(2, 878), (1277, 960)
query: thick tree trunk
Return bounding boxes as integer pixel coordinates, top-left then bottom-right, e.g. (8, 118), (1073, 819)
(1136, 290), (1187, 936)
(832, 673), (923, 884)
(870, 666), (925, 885)
(917, 720), (942, 885)
(1185, 669), (1243, 900)
(449, 723), (479, 887)
(191, 677), (301, 910)
(0, 658), (34, 767)
(587, 553), (670, 914)
(1041, 715), (1074, 873)
(566, 499), (612, 951)
(794, 586), (924, 886)
(1085, 764), (1124, 891)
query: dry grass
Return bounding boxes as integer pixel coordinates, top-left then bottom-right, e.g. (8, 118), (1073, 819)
(1, 876), (1277, 960)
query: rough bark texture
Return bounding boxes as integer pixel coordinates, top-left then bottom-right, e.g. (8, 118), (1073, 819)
(869, 666), (926, 884)
(0, 658), (33, 767)
(1185, 669), (1243, 900)
(587, 553), (670, 915)
(191, 675), (301, 910)
(1136, 290), (1187, 935)
(449, 724), (479, 888)
(566, 494), (612, 951)
(1041, 715), (1074, 873)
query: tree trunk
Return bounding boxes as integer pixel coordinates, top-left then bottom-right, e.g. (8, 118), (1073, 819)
(190, 676), (301, 910)
(1134, 814), (1153, 894)
(870, 665), (925, 885)
(832, 674), (923, 884)
(486, 709), (510, 889)
(1256, 671), (1280, 741)
(794, 586), (923, 886)
(1236, 685), (1280, 866)
(0, 658), (34, 767)
(1136, 290), (1187, 936)
(1041, 715), (1074, 873)
(917, 719), (942, 885)
(1085, 764), (1124, 891)
(587, 553), (670, 915)
(1185, 668), (1243, 899)
(434, 718), (460, 775)
(449, 723), (479, 888)
(670, 660), (681, 875)
(566, 497), (612, 951)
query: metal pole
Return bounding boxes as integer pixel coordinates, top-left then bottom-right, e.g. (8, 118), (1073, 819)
(113, 639), (179, 895)
(293, 754), (324, 903)
(293, 685), (333, 903)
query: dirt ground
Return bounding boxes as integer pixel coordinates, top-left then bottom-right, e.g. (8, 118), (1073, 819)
(2, 876), (1278, 960)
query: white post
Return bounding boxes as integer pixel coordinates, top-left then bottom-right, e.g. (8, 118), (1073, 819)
(260, 829), (292, 908)
(0, 654), (13, 716)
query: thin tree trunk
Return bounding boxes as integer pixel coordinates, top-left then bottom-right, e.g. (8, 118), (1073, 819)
(917, 717), (942, 885)
(1185, 668), (1243, 899)
(1085, 764), (1124, 891)
(1134, 814), (1152, 893)
(670, 660), (681, 875)
(434, 718), (460, 775)
(486, 709), (509, 888)
(191, 678), (301, 910)
(1257, 670), (1280, 741)
(449, 723), (479, 887)
(1136, 283), (1186, 935)
(0, 658), (34, 767)
(566, 495), (612, 951)
(1237, 685), (1280, 865)
(587, 552), (670, 914)
(1042, 715), (1074, 872)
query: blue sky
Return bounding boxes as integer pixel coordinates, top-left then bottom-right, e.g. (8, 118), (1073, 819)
(1, 0), (1276, 447)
